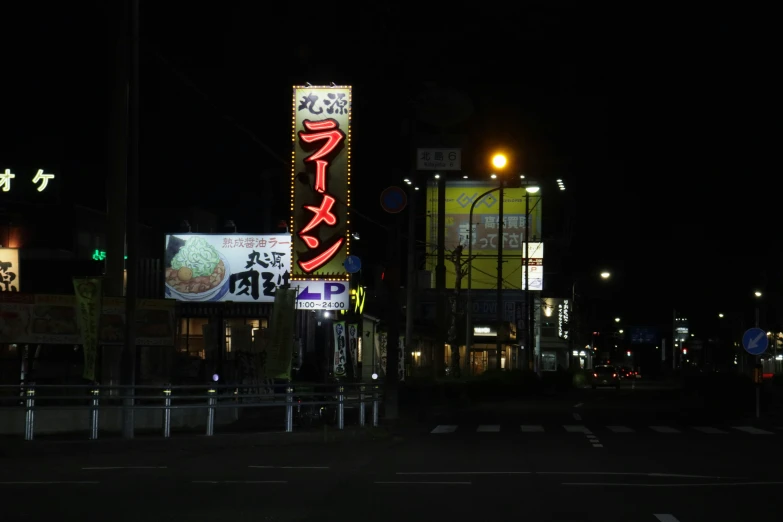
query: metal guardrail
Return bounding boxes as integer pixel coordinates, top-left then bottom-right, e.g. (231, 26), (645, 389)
(0, 382), (383, 441)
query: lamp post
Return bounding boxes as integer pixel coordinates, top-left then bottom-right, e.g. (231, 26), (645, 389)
(522, 183), (540, 371)
(570, 271), (611, 369)
(491, 153), (507, 370)
(465, 185), (503, 377)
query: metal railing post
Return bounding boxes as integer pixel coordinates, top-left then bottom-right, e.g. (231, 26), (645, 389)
(337, 385), (345, 430)
(285, 386), (294, 433)
(24, 387), (35, 441)
(359, 384), (366, 427)
(206, 388), (216, 436)
(90, 387), (100, 440)
(162, 386), (172, 438)
(372, 385), (379, 427)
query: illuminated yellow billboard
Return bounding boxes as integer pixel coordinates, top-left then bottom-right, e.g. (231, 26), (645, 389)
(290, 86), (352, 281)
(424, 182), (542, 290)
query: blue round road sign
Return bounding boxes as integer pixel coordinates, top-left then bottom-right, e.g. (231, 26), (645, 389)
(380, 186), (407, 214)
(742, 327), (768, 355)
(344, 255), (362, 274)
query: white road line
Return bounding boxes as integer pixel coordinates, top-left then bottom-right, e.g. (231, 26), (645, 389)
(574, 402), (584, 408)
(606, 425), (634, 433)
(563, 481), (783, 487)
(649, 426), (680, 433)
(520, 425), (544, 432)
(375, 481), (471, 485)
(592, 444), (604, 448)
(397, 472), (531, 475)
(0, 481), (99, 485)
(573, 413), (582, 421)
(564, 425), (592, 433)
(538, 472), (730, 479)
(477, 425), (500, 432)
(732, 426), (774, 435)
(693, 427), (727, 434)
(654, 515), (681, 522)
(248, 466), (329, 469)
(81, 466), (167, 470)
(193, 480), (288, 484)
(431, 425), (458, 434)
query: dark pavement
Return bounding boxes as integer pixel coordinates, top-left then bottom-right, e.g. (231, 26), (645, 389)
(1, 379), (781, 521)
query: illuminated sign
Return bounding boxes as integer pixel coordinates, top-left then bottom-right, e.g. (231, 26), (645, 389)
(558, 298), (570, 339)
(522, 242), (544, 291)
(1, 168), (55, 193)
(425, 181), (542, 289)
(0, 248), (20, 292)
(291, 86), (352, 280)
(92, 250), (128, 261)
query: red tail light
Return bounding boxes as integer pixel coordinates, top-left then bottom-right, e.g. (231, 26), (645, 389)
(593, 373), (598, 378)
(612, 373), (617, 378)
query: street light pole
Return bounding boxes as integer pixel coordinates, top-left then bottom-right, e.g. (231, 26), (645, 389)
(465, 186), (502, 378)
(496, 180), (504, 370)
(524, 189), (531, 370)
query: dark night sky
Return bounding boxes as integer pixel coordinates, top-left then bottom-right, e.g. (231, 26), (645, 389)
(2, 3), (778, 336)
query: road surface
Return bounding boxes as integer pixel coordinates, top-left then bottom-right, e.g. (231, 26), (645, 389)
(1, 379), (780, 521)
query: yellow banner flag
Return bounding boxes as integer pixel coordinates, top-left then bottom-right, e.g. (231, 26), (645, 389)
(73, 278), (102, 381)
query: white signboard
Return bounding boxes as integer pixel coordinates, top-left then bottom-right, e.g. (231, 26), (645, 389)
(522, 242), (543, 291)
(417, 148), (461, 171)
(292, 280), (350, 310)
(164, 234), (292, 303)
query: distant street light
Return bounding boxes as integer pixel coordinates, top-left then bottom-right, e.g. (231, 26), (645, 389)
(755, 291), (762, 297)
(619, 329), (624, 334)
(718, 313), (724, 318)
(600, 271), (611, 279)
(614, 317), (621, 323)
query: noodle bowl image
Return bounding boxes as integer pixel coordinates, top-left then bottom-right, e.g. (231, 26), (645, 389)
(165, 236), (229, 301)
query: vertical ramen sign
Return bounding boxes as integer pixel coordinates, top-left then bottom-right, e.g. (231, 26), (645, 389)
(291, 86), (351, 281)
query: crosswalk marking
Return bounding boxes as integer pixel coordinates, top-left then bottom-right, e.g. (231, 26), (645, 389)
(732, 426), (774, 435)
(429, 424), (781, 435)
(693, 426), (727, 434)
(477, 425), (500, 432)
(649, 426), (680, 433)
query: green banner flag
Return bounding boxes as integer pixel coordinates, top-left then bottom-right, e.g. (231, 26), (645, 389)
(265, 288), (296, 380)
(73, 278), (102, 381)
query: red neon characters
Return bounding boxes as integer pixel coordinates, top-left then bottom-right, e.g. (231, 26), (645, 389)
(296, 118), (346, 273)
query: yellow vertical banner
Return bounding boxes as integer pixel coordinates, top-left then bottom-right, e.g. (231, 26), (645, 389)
(265, 288), (296, 380)
(73, 278), (102, 381)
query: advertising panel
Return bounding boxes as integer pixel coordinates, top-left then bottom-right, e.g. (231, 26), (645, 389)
(291, 85), (352, 280)
(164, 233), (291, 303)
(522, 242), (544, 291)
(0, 165), (59, 203)
(0, 248), (20, 292)
(425, 181), (542, 289)
(0, 293), (174, 346)
(291, 280), (349, 310)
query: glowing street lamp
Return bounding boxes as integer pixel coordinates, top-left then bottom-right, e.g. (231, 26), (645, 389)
(600, 271), (611, 279)
(614, 317), (621, 323)
(491, 153), (508, 170)
(718, 313), (724, 318)
(754, 291), (762, 297)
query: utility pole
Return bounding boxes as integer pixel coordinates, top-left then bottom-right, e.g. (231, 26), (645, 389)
(434, 176), (447, 377)
(524, 190), (531, 370)
(122, 0), (140, 439)
(385, 216), (401, 419)
(495, 180), (504, 370)
(405, 182), (416, 371)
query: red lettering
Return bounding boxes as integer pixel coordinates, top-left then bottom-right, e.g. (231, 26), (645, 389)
(299, 119), (345, 193)
(298, 194), (338, 250)
(298, 238), (344, 273)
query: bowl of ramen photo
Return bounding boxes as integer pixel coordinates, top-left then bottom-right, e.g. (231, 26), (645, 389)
(164, 236), (229, 301)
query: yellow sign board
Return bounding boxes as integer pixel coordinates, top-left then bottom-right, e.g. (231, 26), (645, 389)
(424, 182), (542, 289)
